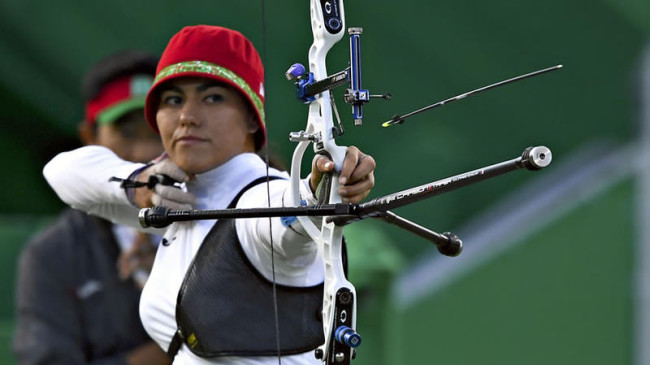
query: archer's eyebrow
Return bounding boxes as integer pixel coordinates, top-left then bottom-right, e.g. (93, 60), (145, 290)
(158, 80), (227, 94)
(196, 81), (226, 92)
(158, 84), (183, 94)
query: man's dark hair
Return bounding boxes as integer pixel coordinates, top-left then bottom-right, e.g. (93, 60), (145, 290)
(81, 50), (158, 102)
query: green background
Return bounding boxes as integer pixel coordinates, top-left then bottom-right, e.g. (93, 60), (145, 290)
(0, 0), (646, 363)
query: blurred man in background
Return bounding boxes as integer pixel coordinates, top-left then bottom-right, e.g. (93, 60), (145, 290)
(13, 50), (170, 365)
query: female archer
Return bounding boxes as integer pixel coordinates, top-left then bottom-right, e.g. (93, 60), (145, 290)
(44, 25), (376, 364)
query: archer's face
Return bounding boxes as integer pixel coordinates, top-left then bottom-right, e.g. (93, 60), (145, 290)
(156, 77), (258, 175)
(96, 110), (163, 163)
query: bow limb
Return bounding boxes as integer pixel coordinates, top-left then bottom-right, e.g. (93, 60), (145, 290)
(287, 1), (358, 364)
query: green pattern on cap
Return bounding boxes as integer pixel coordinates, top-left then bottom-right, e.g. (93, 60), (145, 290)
(154, 61), (265, 125)
(97, 96), (146, 125)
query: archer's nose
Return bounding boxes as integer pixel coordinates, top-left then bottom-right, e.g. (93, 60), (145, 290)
(179, 100), (201, 127)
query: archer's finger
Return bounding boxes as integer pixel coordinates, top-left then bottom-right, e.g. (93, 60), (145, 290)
(339, 172), (375, 203)
(152, 185), (195, 210)
(152, 159), (192, 183)
(349, 154), (376, 185)
(310, 154), (335, 193)
(314, 154), (335, 173)
(339, 146), (376, 185)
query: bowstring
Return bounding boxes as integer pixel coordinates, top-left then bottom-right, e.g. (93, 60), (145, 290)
(259, 0), (283, 363)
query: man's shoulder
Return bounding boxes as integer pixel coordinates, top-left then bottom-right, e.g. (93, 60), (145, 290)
(23, 209), (110, 254)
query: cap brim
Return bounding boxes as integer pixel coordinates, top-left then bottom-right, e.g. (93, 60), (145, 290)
(96, 96), (146, 125)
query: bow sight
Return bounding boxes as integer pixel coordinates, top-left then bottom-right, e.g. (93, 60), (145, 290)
(285, 27), (391, 130)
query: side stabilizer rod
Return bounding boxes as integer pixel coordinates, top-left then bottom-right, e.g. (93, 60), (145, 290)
(375, 210), (462, 257)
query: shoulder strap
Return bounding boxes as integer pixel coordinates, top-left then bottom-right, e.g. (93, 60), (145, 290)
(228, 176), (283, 209)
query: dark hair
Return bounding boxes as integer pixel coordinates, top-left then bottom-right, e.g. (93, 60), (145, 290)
(81, 50), (158, 102)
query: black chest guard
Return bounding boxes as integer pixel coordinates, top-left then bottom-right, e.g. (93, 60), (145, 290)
(168, 177), (338, 359)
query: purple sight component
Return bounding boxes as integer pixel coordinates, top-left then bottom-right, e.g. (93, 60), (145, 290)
(285, 63), (306, 80)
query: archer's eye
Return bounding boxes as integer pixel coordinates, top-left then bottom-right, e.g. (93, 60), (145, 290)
(204, 94), (224, 103)
(161, 95), (183, 106)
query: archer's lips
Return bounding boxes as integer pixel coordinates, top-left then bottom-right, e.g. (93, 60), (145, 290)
(175, 135), (207, 146)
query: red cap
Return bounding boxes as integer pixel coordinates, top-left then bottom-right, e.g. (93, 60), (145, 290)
(145, 25), (266, 150)
(85, 74), (153, 125)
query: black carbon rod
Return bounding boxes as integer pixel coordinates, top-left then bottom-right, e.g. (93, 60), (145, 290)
(139, 204), (357, 228)
(331, 146), (551, 225)
(376, 211), (462, 257)
(140, 146), (551, 230)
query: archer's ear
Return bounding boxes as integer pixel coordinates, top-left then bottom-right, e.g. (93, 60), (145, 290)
(247, 113), (260, 134)
(78, 121), (96, 146)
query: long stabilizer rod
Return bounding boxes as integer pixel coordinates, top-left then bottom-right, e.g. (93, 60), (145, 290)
(138, 146), (551, 255)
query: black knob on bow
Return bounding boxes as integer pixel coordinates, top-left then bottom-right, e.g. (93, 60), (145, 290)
(139, 206), (172, 228)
